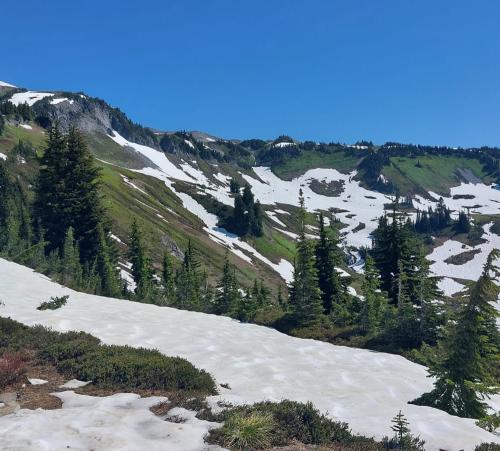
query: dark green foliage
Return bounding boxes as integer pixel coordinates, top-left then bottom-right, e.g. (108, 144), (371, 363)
(213, 252), (241, 315)
(209, 400), (358, 448)
(127, 218), (157, 301)
(475, 444), (500, 451)
(229, 178), (240, 194)
(412, 250), (500, 419)
(0, 316), (216, 393)
(289, 190), (323, 327)
(222, 185), (263, 237)
(315, 212), (349, 317)
(382, 411), (425, 450)
(414, 198), (451, 234)
(455, 210), (471, 233)
(174, 240), (205, 311)
(37, 295), (69, 311)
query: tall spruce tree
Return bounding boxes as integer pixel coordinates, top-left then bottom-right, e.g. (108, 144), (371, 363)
(175, 240), (203, 310)
(213, 251), (240, 315)
(315, 213), (348, 315)
(289, 190), (323, 327)
(412, 250), (500, 419)
(60, 227), (82, 288)
(127, 219), (155, 301)
(95, 224), (121, 297)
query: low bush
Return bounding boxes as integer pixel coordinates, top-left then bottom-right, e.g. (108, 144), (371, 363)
(208, 400), (378, 448)
(0, 351), (27, 388)
(0, 317), (216, 394)
(475, 444), (500, 451)
(37, 295), (69, 311)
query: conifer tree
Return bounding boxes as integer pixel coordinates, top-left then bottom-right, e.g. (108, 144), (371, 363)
(60, 227), (82, 288)
(412, 250), (500, 419)
(175, 240), (203, 310)
(162, 252), (176, 302)
(95, 224), (121, 297)
(289, 190), (323, 327)
(383, 411), (425, 450)
(315, 213), (347, 315)
(213, 252), (240, 315)
(127, 219), (155, 301)
(35, 126), (107, 265)
(360, 255), (390, 334)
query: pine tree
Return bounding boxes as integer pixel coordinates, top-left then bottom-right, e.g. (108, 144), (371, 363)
(383, 411), (425, 450)
(127, 219), (155, 301)
(289, 190), (323, 327)
(175, 240), (203, 310)
(360, 255), (391, 334)
(95, 224), (121, 297)
(213, 252), (240, 315)
(60, 227), (82, 288)
(35, 126), (107, 265)
(315, 213), (347, 315)
(412, 250), (500, 419)
(162, 252), (176, 302)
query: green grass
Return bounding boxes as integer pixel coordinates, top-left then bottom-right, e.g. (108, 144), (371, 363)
(0, 123), (47, 153)
(248, 226), (296, 263)
(383, 155), (491, 195)
(272, 150), (358, 180)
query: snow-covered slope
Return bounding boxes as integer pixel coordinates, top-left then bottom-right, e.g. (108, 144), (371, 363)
(0, 391), (221, 451)
(0, 258), (498, 450)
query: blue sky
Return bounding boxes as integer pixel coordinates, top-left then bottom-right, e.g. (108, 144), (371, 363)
(3, 1), (500, 147)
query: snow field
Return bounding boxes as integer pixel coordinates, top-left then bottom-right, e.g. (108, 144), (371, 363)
(0, 258), (498, 450)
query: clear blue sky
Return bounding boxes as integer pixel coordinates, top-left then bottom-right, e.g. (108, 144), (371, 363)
(3, 1), (500, 147)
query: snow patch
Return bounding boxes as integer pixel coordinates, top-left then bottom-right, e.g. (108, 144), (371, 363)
(0, 258), (498, 450)
(10, 91), (54, 106)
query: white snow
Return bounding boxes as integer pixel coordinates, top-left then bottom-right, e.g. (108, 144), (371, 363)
(59, 379), (91, 389)
(0, 80), (16, 88)
(0, 153), (7, 161)
(273, 141), (295, 148)
(437, 277), (466, 297)
(243, 167), (391, 249)
(19, 123), (33, 130)
(428, 223), (500, 282)
(184, 139), (195, 149)
(110, 233), (124, 245)
(50, 97), (74, 105)
(0, 258), (498, 450)
(28, 378), (48, 385)
(9, 91), (54, 106)
(266, 210), (287, 227)
(0, 390), (221, 451)
(110, 132), (293, 281)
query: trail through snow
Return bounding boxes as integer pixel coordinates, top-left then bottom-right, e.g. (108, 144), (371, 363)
(0, 259), (498, 450)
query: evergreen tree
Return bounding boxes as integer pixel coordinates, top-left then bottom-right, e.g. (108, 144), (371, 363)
(289, 190), (323, 327)
(229, 178), (240, 194)
(455, 210), (471, 233)
(383, 411), (425, 450)
(162, 252), (176, 302)
(175, 240), (203, 310)
(60, 227), (82, 288)
(127, 219), (155, 301)
(360, 255), (391, 334)
(95, 224), (121, 297)
(315, 213), (348, 315)
(35, 126), (107, 265)
(213, 252), (240, 315)
(412, 250), (500, 418)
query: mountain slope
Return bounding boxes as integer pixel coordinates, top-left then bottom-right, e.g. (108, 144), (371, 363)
(1, 258), (498, 450)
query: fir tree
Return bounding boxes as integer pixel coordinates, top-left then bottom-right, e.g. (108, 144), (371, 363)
(213, 252), (240, 315)
(383, 411), (425, 450)
(162, 252), (176, 302)
(315, 213), (347, 315)
(127, 219), (155, 301)
(289, 190), (323, 327)
(175, 240), (203, 310)
(95, 224), (121, 297)
(60, 227), (82, 288)
(412, 250), (500, 419)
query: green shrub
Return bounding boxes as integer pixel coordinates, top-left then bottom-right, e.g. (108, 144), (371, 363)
(37, 295), (69, 310)
(210, 400), (362, 448)
(475, 444), (500, 451)
(218, 412), (274, 449)
(0, 317), (216, 393)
